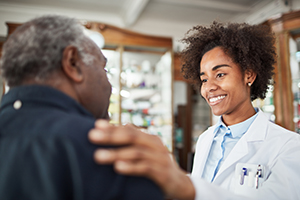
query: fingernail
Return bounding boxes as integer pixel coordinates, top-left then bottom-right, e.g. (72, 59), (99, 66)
(95, 120), (109, 128)
(89, 130), (105, 141)
(115, 161), (128, 170)
(95, 150), (111, 160)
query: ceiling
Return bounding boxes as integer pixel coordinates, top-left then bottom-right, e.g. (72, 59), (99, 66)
(0, 0), (297, 49)
(0, 0), (275, 26)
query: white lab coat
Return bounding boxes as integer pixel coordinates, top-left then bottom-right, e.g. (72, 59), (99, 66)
(190, 109), (300, 200)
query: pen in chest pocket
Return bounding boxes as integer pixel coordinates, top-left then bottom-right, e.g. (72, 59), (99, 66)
(240, 167), (247, 185)
(255, 165), (262, 189)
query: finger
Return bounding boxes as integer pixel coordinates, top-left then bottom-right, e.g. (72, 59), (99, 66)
(114, 159), (174, 188)
(88, 120), (115, 144)
(114, 160), (164, 177)
(95, 119), (111, 129)
(90, 125), (165, 150)
(88, 129), (106, 143)
(94, 149), (116, 164)
(89, 128), (135, 146)
(115, 160), (151, 175)
(89, 122), (130, 145)
(94, 145), (170, 164)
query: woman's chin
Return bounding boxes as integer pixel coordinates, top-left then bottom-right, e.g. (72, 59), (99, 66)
(211, 109), (223, 116)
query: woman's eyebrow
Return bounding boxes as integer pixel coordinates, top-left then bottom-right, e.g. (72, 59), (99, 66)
(200, 64), (231, 76)
(212, 64), (231, 71)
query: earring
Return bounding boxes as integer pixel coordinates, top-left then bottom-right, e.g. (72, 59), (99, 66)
(248, 82), (251, 87)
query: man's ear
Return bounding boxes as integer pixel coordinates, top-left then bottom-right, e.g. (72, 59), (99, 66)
(61, 46), (83, 83)
(244, 69), (257, 86)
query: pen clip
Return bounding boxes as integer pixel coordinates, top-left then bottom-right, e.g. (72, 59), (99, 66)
(255, 164), (262, 189)
(240, 167), (247, 185)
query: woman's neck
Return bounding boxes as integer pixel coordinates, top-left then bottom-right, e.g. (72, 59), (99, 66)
(222, 105), (256, 126)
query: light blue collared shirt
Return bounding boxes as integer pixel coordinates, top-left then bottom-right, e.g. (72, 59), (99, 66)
(202, 108), (258, 182)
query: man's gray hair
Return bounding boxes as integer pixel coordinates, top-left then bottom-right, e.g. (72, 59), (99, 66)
(0, 15), (94, 87)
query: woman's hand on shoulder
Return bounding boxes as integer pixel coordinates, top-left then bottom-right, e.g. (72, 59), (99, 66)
(88, 119), (195, 200)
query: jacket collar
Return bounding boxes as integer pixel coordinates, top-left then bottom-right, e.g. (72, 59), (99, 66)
(243, 108), (268, 142)
(0, 85), (94, 119)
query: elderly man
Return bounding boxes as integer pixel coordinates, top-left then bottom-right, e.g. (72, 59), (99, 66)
(0, 15), (163, 200)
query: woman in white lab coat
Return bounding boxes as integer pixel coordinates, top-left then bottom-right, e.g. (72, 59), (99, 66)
(88, 22), (300, 200)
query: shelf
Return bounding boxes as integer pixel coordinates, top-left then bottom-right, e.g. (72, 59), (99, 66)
(102, 47), (173, 152)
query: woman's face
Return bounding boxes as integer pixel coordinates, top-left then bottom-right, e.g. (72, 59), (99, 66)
(200, 47), (254, 122)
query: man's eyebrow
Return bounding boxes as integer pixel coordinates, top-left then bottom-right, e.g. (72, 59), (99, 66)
(200, 64), (231, 76)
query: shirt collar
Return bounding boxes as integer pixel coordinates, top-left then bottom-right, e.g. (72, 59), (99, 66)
(213, 108), (259, 138)
(213, 117), (225, 134)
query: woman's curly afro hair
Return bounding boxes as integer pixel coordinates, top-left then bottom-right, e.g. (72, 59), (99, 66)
(180, 21), (276, 101)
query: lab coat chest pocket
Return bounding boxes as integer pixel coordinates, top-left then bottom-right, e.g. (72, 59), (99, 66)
(231, 163), (269, 196)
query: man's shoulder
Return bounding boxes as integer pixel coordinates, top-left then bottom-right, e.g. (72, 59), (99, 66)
(47, 111), (95, 136)
(33, 110), (97, 150)
(0, 102), (95, 149)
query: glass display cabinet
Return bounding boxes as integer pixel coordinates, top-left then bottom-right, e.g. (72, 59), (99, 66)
(252, 86), (275, 121)
(290, 30), (300, 133)
(263, 10), (300, 132)
(84, 22), (174, 151)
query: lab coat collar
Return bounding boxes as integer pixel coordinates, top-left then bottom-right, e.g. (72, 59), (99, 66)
(213, 110), (259, 139)
(213, 108), (268, 182)
(243, 108), (268, 142)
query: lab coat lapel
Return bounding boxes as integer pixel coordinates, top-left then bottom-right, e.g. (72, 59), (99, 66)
(192, 126), (216, 177)
(213, 134), (249, 182)
(213, 109), (267, 182)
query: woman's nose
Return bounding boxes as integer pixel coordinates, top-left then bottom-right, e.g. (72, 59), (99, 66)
(204, 80), (218, 93)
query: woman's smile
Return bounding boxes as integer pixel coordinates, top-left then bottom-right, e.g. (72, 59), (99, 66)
(208, 95), (226, 105)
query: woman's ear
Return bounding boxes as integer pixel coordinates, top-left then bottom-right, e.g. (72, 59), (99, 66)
(244, 69), (257, 86)
(61, 46), (83, 83)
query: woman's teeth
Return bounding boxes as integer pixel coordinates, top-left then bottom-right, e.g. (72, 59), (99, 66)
(209, 95), (225, 103)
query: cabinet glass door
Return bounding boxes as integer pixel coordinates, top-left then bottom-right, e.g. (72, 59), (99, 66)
(102, 49), (121, 125)
(290, 33), (300, 133)
(252, 86), (275, 121)
(120, 48), (173, 151)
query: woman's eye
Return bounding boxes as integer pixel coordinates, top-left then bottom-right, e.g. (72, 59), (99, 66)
(217, 73), (225, 78)
(201, 79), (207, 83)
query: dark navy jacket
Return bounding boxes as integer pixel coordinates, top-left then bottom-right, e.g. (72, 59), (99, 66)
(0, 85), (163, 200)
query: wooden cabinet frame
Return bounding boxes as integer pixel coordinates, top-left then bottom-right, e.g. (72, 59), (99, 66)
(264, 10), (300, 130)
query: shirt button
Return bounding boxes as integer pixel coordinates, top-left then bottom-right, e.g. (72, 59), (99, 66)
(13, 100), (22, 110)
